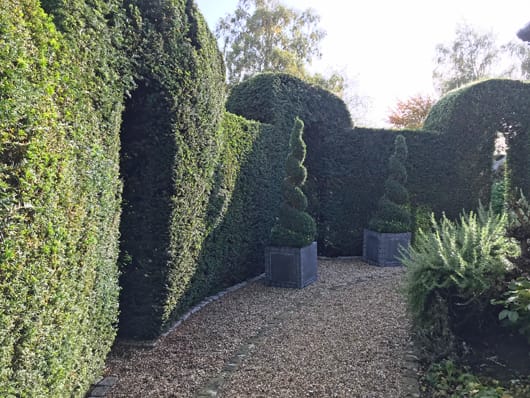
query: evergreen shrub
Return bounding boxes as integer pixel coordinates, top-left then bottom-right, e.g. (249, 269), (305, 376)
(368, 134), (411, 233)
(403, 206), (518, 349)
(270, 117), (316, 247)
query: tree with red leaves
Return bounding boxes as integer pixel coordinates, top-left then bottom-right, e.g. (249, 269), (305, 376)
(387, 94), (436, 129)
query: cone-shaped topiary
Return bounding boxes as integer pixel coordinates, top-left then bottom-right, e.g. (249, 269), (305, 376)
(368, 134), (412, 233)
(270, 117), (317, 247)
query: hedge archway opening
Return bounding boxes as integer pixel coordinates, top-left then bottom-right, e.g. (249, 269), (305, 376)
(118, 80), (176, 337)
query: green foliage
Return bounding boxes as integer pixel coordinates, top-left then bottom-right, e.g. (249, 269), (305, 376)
(168, 113), (287, 319)
(0, 0), (131, 395)
(117, 0), (227, 339)
(424, 79), (530, 217)
(368, 134), (412, 233)
(270, 118), (316, 247)
(228, 76), (530, 258)
(227, 73), (352, 254)
(215, 0), (325, 85)
(495, 277), (530, 341)
(433, 23), (500, 94)
(505, 190), (530, 265)
(490, 179), (506, 214)
(402, 207), (518, 344)
(425, 360), (530, 398)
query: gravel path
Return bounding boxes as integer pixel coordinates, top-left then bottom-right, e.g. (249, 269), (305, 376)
(104, 258), (418, 397)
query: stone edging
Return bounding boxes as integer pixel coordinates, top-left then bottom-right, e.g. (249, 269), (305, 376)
(86, 273), (265, 398)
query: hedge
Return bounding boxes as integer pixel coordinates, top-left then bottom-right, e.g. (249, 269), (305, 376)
(424, 79), (530, 206)
(173, 113), (285, 314)
(227, 73), (353, 253)
(0, 0), (130, 396)
(117, 0), (227, 339)
(228, 76), (530, 255)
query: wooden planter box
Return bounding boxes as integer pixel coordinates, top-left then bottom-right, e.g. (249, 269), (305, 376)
(265, 242), (318, 288)
(362, 229), (411, 266)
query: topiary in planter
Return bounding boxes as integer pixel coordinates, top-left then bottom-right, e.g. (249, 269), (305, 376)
(369, 134), (412, 233)
(267, 117), (317, 288)
(270, 117), (317, 247)
(364, 134), (412, 266)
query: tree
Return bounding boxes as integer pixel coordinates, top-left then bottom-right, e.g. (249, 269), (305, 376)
(387, 94), (436, 129)
(368, 135), (411, 233)
(433, 23), (500, 94)
(270, 117), (316, 247)
(502, 40), (530, 80)
(216, 0), (325, 85)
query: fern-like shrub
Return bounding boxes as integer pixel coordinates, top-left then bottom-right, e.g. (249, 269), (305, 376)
(403, 206), (518, 343)
(270, 117), (316, 248)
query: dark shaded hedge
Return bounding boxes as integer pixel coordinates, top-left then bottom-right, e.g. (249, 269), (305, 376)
(424, 79), (530, 205)
(0, 0), (130, 396)
(173, 113), (286, 315)
(117, 0), (227, 339)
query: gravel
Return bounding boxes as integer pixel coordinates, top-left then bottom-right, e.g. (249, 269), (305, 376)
(105, 258), (416, 397)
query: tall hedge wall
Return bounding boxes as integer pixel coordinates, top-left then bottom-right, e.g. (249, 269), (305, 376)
(228, 76), (530, 256)
(424, 79), (530, 205)
(0, 0), (130, 396)
(173, 113), (286, 315)
(227, 73), (353, 252)
(117, 0), (227, 339)
(318, 127), (444, 254)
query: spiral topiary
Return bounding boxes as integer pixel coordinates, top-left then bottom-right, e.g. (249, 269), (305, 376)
(368, 134), (412, 233)
(270, 117), (317, 247)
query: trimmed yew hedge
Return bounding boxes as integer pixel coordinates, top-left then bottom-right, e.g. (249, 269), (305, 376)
(0, 0), (130, 396)
(227, 73), (353, 253)
(424, 79), (530, 207)
(228, 76), (530, 256)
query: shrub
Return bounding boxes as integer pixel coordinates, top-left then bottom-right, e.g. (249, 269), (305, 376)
(403, 206), (518, 344)
(495, 277), (530, 341)
(368, 134), (412, 233)
(490, 179), (506, 214)
(505, 190), (530, 271)
(117, 0), (227, 339)
(424, 360), (530, 398)
(270, 117), (316, 247)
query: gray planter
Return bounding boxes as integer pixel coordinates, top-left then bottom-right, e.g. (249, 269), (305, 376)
(362, 229), (411, 266)
(265, 242), (318, 288)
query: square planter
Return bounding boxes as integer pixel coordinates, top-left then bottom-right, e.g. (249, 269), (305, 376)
(265, 241), (318, 288)
(362, 229), (411, 266)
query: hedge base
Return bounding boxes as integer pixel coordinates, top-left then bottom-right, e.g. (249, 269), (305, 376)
(362, 229), (411, 266)
(265, 242), (318, 288)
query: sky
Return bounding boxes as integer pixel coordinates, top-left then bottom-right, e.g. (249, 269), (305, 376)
(195, 0), (530, 126)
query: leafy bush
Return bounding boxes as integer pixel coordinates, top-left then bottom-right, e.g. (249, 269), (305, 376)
(425, 360), (530, 398)
(270, 117), (316, 247)
(368, 134), (412, 233)
(403, 206), (518, 343)
(505, 190), (530, 270)
(495, 277), (530, 341)
(117, 0), (227, 339)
